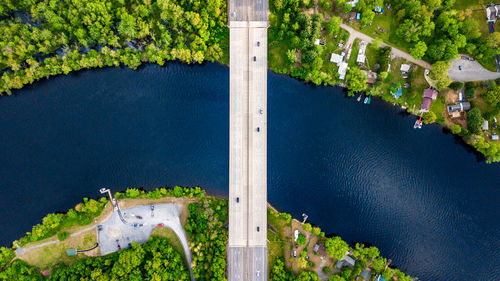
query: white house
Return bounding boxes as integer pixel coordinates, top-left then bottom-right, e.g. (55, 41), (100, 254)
(357, 41), (367, 65)
(338, 62), (348, 80)
(400, 64), (411, 72)
(330, 53), (343, 64)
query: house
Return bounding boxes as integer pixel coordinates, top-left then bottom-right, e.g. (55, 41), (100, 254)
(336, 255), (356, 268)
(482, 120), (489, 131)
(492, 134), (499, 140)
(357, 41), (367, 65)
(392, 87), (403, 99)
(330, 53), (343, 64)
(486, 4), (500, 22)
(423, 88), (438, 100)
(313, 244), (320, 252)
(338, 62), (348, 80)
(363, 70), (377, 84)
(361, 270), (371, 280)
(447, 102), (471, 113)
(421, 97), (432, 112)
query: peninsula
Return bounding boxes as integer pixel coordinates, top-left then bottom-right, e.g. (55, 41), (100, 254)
(0, 187), (414, 281)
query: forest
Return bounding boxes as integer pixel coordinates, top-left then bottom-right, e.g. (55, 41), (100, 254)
(0, 0), (227, 95)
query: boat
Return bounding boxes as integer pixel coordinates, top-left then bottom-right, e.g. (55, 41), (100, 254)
(364, 97), (369, 104)
(357, 94), (362, 102)
(414, 116), (423, 129)
(364, 93), (372, 104)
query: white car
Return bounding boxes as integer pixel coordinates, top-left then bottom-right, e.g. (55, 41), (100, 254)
(424, 69), (429, 76)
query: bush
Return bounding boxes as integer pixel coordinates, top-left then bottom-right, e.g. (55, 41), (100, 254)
(449, 82), (464, 90)
(467, 107), (484, 135)
(451, 124), (462, 134)
(0, 247), (15, 269)
(303, 223), (312, 232)
(322, 266), (331, 274)
(57, 231), (69, 241)
(465, 87), (475, 100)
(297, 233), (307, 245)
(422, 111), (437, 124)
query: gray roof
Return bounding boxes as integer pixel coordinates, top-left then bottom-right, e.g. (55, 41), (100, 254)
(447, 102), (471, 112)
(492, 134), (499, 140)
(361, 270), (371, 279)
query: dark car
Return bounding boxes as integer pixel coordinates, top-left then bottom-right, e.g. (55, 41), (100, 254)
(135, 215), (142, 219)
(117, 245), (121, 250)
(257, 41), (260, 47)
(150, 205), (154, 211)
(128, 243), (132, 248)
(97, 225), (103, 231)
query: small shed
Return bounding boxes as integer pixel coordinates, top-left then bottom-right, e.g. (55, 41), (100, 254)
(492, 134), (499, 140)
(356, 13), (361, 20)
(330, 53), (343, 64)
(66, 249), (77, 256)
(400, 64), (411, 72)
(313, 244), (320, 252)
(361, 270), (371, 279)
(482, 120), (489, 131)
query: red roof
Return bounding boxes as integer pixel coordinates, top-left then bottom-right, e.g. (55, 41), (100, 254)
(423, 88), (438, 100)
(421, 97), (432, 110)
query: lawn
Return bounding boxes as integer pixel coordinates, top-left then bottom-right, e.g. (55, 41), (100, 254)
(151, 226), (186, 260)
(348, 38), (360, 67)
(20, 230), (97, 269)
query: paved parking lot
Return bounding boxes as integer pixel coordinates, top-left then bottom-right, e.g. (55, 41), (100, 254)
(98, 203), (194, 281)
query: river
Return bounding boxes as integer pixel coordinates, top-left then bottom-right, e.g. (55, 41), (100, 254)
(0, 63), (498, 280)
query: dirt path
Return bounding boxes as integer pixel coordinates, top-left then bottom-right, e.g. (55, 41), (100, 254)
(340, 23), (432, 69)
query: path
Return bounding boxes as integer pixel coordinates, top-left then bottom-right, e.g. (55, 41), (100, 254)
(340, 23), (432, 69)
(15, 225), (96, 255)
(99, 203), (195, 281)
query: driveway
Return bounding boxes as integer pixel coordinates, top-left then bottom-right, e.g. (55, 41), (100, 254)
(98, 203), (194, 281)
(448, 58), (500, 82)
(340, 23), (432, 69)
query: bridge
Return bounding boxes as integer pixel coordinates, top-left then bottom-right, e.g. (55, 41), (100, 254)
(227, 0), (268, 280)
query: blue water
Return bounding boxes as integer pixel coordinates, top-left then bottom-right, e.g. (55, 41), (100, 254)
(0, 63), (498, 280)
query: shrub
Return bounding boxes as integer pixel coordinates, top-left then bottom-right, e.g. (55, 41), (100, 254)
(322, 266), (331, 274)
(449, 82), (464, 90)
(467, 107), (484, 135)
(58, 231), (69, 241)
(465, 87), (475, 100)
(297, 233), (307, 245)
(451, 124), (462, 134)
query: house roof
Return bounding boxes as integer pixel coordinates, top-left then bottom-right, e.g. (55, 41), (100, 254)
(447, 102), (470, 112)
(338, 62), (348, 80)
(361, 270), (371, 279)
(483, 120), (489, 130)
(330, 53), (343, 64)
(492, 134), (499, 140)
(421, 97), (432, 110)
(423, 88), (438, 100)
(400, 64), (411, 72)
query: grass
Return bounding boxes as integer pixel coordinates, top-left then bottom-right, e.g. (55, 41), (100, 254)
(151, 227), (186, 260)
(348, 38), (360, 67)
(20, 230), (96, 269)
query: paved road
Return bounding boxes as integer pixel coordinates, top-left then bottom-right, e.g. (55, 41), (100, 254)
(15, 225), (96, 256)
(448, 57), (500, 82)
(228, 0), (268, 280)
(98, 203), (194, 281)
(340, 24), (432, 69)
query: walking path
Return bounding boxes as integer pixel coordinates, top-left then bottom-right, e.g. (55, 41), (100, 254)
(15, 225), (96, 255)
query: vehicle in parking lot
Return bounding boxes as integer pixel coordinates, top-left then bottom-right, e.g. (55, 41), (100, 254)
(97, 225), (103, 231)
(150, 205), (154, 210)
(157, 223), (164, 227)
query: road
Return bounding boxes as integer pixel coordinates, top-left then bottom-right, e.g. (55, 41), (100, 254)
(228, 0), (268, 280)
(340, 23), (432, 69)
(98, 203), (194, 281)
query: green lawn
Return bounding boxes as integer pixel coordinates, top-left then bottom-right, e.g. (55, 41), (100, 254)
(348, 38), (360, 67)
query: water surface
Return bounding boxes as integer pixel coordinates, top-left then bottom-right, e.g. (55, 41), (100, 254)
(0, 63), (498, 280)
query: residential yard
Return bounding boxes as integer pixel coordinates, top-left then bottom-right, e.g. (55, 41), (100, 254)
(347, 38), (360, 67)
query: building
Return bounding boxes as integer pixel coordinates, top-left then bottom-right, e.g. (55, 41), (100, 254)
(294, 229), (299, 241)
(313, 244), (320, 252)
(492, 134), (499, 140)
(486, 4), (500, 22)
(336, 254), (356, 268)
(357, 41), (367, 65)
(363, 70), (377, 84)
(482, 120), (489, 131)
(421, 88), (438, 112)
(338, 62), (348, 80)
(330, 53), (343, 64)
(447, 102), (471, 113)
(400, 64), (411, 78)
(361, 270), (371, 280)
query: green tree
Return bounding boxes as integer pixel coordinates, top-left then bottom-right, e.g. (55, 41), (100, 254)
(303, 223), (312, 232)
(429, 61), (452, 90)
(451, 124), (462, 135)
(287, 49), (297, 64)
(326, 16), (341, 35)
(328, 275), (346, 281)
(344, 4), (352, 13)
(325, 236), (349, 260)
(467, 107), (484, 135)
(297, 233), (307, 245)
(346, 67), (368, 96)
(482, 85), (500, 106)
(422, 111), (437, 124)
(410, 41), (427, 59)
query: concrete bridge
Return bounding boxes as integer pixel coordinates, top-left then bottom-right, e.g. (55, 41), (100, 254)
(227, 0), (268, 280)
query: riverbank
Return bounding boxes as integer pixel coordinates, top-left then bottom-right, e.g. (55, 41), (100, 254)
(0, 187), (415, 281)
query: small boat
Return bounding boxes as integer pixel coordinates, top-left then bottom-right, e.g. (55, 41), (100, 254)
(364, 97), (369, 104)
(357, 94), (362, 102)
(414, 116), (423, 129)
(364, 93), (372, 104)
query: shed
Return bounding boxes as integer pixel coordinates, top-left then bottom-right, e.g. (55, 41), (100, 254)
(330, 53), (343, 64)
(338, 62), (348, 80)
(482, 120), (489, 131)
(423, 88), (438, 100)
(66, 249), (77, 256)
(343, 255), (355, 267)
(314, 39), (321, 45)
(294, 229), (299, 241)
(492, 134), (499, 140)
(313, 244), (320, 252)
(356, 13), (361, 20)
(361, 270), (371, 279)
(400, 64), (411, 72)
